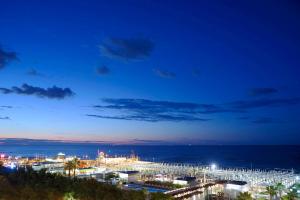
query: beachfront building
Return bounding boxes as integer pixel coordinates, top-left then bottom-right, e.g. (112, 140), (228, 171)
(155, 174), (172, 182)
(76, 168), (114, 180)
(222, 180), (249, 199)
(56, 152), (66, 161)
(76, 167), (97, 175)
(173, 176), (197, 186)
(117, 170), (140, 183)
(96, 151), (139, 166)
(32, 161), (64, 172)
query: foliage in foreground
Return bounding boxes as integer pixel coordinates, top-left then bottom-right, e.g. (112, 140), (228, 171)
(265, 183), (298, 200)
(0, 168), (173, 200)
(236, 192), (252, 200)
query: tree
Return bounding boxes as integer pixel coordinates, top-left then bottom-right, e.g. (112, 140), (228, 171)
(266, 186), (277, 200)
(150, 192), (173, 200)
(276, 182), (285, 199)
(0, 160), (4, 172)
(64, 161), (74, 177)
(257, 198), (267, 200)
(72, 158), (80, 178)
(0, 168), (147, 200)
(64, 192), (77, 200)
(281, 190), (297, 200)
(217, 192), (225, 199)
(105, 173), (119, 181)
(236, 192), (252, 200)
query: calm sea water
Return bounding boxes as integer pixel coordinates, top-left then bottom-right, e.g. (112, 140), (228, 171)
(0, 144), (300, 171)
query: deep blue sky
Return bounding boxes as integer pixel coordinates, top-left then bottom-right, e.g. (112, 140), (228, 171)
(0, 0), (300, 144)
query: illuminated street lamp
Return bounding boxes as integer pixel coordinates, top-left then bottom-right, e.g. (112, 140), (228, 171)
(10, 162), (16, 169)
(211, 163), (217, 171)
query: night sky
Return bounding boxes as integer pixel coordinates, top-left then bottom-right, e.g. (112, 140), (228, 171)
(0, 0), (300, 144)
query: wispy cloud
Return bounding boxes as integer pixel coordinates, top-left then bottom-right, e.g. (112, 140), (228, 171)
(0, 46), (18, 69)
(0, 84), (75, 99)
(249, 87), (278, 96)
(87, 98), (238, 122)
(87, 114), (209, 122)
(87, 96), (300, 123)
(0, 105), (13, 109)
(27, 68), (46, 77)
(95, 98), (235, 114)
(99, 37), (154, 61)
(154, 69), (176, 78)
(0, 116), (10, 120)
(131, 139), (171, 145)
(96, 65), (110, 75)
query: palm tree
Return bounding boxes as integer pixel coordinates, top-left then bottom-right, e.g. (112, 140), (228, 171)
(266, 186), (277, 200)
(276, 182), (285, 199)
(236, 192), (252, 200)
(283, 190), (297, 200)
(63, 192), (76, 200)
(72, 158), (80, 178)
(64, 161), (74, 177)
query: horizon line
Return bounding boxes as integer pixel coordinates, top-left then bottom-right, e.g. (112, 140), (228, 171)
(0, 137), (299, 146)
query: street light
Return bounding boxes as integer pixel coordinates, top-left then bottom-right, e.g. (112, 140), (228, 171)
(211, 163), (217, 171)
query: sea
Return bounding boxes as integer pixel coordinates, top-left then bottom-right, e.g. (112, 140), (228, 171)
(0, 144), (300, 172)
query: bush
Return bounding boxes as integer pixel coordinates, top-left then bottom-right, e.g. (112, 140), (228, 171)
(0, 168), (159, 200)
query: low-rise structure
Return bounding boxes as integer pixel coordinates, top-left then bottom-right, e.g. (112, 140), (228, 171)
(32, 161), (64, 171)
(173, 176), (197, 186)
(118, 170), (140, 183)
